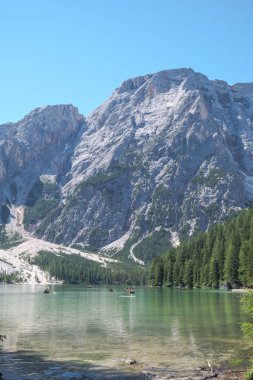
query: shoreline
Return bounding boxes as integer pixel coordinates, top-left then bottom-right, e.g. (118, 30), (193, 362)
(0, 350), (247, 380)
(1, 281), (253, 292)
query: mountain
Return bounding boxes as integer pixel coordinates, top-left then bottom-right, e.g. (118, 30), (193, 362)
(1, 68), (253, 267)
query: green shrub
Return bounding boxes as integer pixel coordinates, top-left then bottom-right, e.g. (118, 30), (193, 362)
(24, 199), (58, 228)
(192, 168), (226, 188)
(241, 291), (253, 340)
(245, 368), (253, 380)
(229, 357), (243, 367)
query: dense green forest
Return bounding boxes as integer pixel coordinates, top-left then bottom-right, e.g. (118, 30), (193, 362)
(33, 251), (148, 285)
(149, 207), (253, 288)
(0, 271), (22, 283)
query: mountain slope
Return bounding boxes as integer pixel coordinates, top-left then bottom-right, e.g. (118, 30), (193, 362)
(0, 224), (117, 284)
(0, 104), (85, 219)
(1, 68), (253, 264)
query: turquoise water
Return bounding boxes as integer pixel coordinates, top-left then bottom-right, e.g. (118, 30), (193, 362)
(0, 285), (249, 370)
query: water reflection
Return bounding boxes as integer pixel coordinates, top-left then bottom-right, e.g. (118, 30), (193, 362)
(0, 285), (248, 368)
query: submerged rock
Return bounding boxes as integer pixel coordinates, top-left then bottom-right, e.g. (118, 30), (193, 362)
(125, 358), (137, 365)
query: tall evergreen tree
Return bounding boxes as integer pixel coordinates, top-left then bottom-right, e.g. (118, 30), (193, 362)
(224, 232), (240, 287)
(183, 259), (193, 288)
(154, 259), (164, 286)
(239, 241), (251, 287)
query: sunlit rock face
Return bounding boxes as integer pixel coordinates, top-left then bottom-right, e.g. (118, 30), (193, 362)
(1, 69), (253, 260)
(0, 104), (85, 222)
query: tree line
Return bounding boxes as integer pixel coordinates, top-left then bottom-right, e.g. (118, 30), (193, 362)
(34, 250), (147, 285)
(149, 207), (253, 288)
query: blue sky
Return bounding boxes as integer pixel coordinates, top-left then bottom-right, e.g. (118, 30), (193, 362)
(0, 0), (253, 124)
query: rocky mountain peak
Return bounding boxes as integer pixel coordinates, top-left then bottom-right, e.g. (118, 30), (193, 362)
(116, 74), (152, 94)
(115, 68), (207, 97)
(1, 68), (253, 263)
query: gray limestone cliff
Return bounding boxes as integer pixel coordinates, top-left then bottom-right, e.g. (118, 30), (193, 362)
(1, 69), (253, 262)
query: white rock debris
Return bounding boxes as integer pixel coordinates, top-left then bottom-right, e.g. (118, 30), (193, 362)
(170, 231), (180, 247)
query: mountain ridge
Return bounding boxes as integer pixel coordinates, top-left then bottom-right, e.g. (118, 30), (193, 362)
(1, 68), (253, 270)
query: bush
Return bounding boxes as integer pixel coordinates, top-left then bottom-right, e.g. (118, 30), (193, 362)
(241, 291), (253, 340)
(245, 369), (253, 380)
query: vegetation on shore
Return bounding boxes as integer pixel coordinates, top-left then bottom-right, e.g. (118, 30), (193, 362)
(2, 205), (253, 290)
(149, 207), (253, 288)
(0, 271), (22, 283)
(241, 291), (253, 379)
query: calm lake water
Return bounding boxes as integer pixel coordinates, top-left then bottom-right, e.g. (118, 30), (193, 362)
(0, 284), (250, 374)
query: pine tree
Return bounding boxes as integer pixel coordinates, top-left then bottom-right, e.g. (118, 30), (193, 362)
(239, 241), (250, 286)
(183, 259), (193, 288)
(163, 249), (175, 286)
(224, 233), (240, 287)
(209, 255), (220, 288)
(154, 259), (164, 286)
(148, 207), (253, 289)
(209, 230), (224, 287)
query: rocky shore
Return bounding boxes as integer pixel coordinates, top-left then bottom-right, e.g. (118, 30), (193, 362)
(0, 351), (246, 380)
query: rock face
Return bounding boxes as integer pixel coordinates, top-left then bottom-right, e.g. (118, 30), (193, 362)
(1, 69), (253, 262)
(0, 105), (85, 222)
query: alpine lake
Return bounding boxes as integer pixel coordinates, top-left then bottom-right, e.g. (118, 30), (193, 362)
(0, 284), (251, 379)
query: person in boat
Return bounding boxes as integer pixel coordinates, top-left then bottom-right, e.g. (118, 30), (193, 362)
(43, 288), (50, 293)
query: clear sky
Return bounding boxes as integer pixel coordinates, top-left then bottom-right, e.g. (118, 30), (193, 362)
(0, 0), (253, 124)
